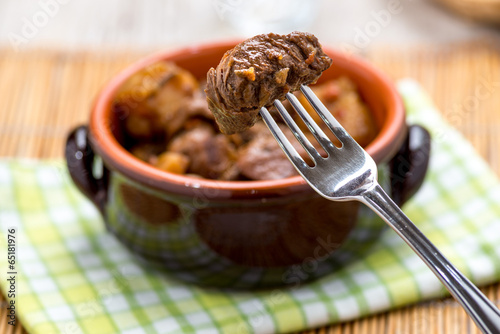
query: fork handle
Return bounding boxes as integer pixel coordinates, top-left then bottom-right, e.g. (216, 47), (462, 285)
(362, 184), (500, 334)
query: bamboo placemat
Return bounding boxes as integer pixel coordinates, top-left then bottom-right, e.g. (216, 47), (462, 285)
(0, 42), (499, 333)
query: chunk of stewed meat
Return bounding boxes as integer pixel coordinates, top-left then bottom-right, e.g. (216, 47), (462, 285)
(167, 121), (238, 180)
(115, 61), (213, 140)
(236, 123), (312, 180)
(205, 31), (332, 134)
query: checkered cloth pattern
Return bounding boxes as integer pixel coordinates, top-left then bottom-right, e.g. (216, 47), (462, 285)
(1, 80), (499, 334)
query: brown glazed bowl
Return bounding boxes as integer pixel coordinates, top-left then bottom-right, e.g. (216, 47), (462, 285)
(65, 41), (430, 289)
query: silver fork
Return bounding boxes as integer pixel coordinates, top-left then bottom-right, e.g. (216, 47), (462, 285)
(260, 85), (500, 333)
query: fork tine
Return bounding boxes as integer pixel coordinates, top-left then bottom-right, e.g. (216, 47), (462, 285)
(300, 85), (351, 143)
(260, 107), (309, 169)
(285, 92), (336, 152)
(273, 100), (322, 162)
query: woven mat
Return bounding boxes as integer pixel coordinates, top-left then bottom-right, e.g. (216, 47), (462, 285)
(0, 43), (499, 334)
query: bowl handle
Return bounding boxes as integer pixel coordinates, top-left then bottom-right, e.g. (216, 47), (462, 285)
(65, 125), (109, 215)
(389, 124), (431, 206)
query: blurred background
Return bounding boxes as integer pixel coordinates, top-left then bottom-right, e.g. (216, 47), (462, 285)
(0, 0), (499, 52)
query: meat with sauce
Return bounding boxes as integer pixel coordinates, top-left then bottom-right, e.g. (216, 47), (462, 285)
(167, 120), (239, 180)
(205, 31), (332, 134)
(114, 61), (213, 141)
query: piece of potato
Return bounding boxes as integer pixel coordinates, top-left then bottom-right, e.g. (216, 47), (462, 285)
(155, 152), (190, 174)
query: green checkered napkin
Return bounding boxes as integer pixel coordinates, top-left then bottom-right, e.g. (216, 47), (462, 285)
(1, 80), (500, 334)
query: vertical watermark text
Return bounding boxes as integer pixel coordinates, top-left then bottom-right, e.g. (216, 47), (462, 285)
(6, 227), (17, 326)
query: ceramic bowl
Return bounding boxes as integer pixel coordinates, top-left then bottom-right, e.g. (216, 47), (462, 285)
(65, 41), (430, 288)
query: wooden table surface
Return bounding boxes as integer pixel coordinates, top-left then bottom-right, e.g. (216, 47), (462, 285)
(0, 42), (499, 333)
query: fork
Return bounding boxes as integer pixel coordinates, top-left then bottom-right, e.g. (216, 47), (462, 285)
(260, 85), (500, 333)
